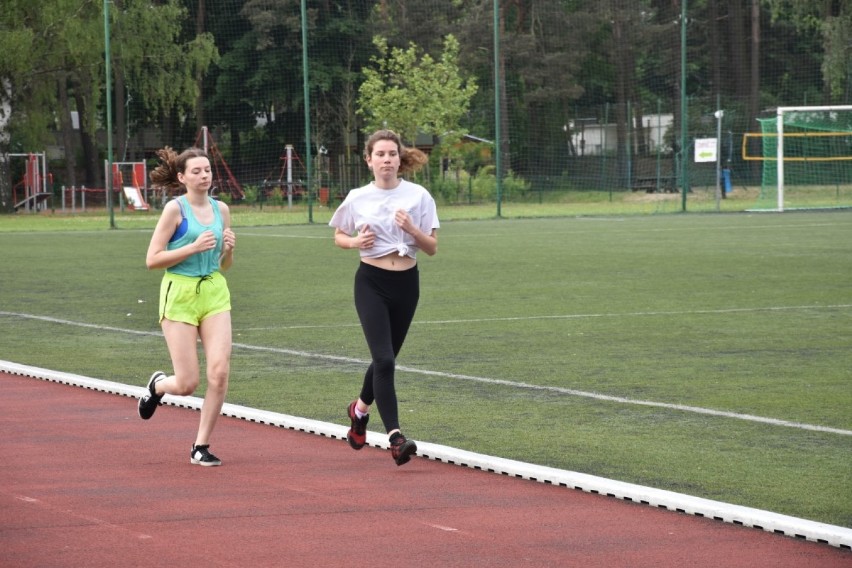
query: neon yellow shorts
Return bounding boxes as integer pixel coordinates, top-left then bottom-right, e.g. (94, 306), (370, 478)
(159, 271), (231, 326)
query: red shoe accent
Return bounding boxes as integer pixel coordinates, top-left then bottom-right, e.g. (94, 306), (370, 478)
(390, 434), (417, 466)
(346, 400), (369, 450)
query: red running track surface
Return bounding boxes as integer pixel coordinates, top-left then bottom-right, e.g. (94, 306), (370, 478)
(1, 372), (849, 568)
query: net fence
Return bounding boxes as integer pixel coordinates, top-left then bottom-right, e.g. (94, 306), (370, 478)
(5, 1), (852, 217)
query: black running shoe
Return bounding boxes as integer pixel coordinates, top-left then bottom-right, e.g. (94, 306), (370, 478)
(346, 400), (369, 450)
(190, 444), (222, 467)
(389, 433), (417, 466)
(138, 371), (165, 420)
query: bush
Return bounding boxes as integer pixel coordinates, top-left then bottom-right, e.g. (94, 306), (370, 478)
(429, 172), (468, 204)
(469, 167), (530, 202)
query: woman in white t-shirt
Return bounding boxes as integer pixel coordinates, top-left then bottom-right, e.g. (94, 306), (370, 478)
(329, 129), (439, 466)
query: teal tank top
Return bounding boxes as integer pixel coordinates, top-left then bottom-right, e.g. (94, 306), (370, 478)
(166, 195), (224, 277)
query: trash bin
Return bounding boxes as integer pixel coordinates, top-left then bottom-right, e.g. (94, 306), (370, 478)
(722, 168), (732, 194)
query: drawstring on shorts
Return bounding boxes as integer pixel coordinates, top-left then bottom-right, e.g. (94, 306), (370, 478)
(196, 274), (213, 294)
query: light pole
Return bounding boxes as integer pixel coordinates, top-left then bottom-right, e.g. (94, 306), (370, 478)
(714, 109), (723, 210)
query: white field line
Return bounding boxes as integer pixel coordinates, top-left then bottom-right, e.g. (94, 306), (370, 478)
(1, 310), (850, 437)
(413, 304), (852, 325)
(234, 303), (852, 331)
(1, 359), (850, 549)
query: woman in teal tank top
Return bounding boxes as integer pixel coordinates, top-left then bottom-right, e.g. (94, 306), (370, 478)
(166, 193), (225, 277)
(139, 146), (237, 467)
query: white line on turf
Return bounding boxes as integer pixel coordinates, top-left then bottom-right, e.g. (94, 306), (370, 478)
(1, 311), (850, 437)
(411, 303), (852, 326)
(228, 303), (852, 332)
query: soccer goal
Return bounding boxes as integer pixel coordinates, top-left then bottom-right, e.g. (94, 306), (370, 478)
(742, 105), (852, 211)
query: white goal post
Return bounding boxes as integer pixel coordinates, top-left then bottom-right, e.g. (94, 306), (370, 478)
(774, 105), (852, 212)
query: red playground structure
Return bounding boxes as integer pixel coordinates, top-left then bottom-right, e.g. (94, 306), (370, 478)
(194, 126), (245, 202)
(112, 162), (150, 211)
(12, 152), (52, 212)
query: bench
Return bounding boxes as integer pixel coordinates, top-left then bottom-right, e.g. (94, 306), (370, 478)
(632, 176), (677, 193)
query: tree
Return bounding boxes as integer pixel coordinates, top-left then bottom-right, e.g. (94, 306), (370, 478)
(113, 0), (218, 153)
(3, 0), (847, 206)
(455, 1), (595, 178)
(215, 0), (374, 184)
(373, 0), (467, 54)
(0, 0), (77, 212)
(765, 0), (852, 102)
(593, 1), (656, 183)
(0, 0), (216, 211)
(63, 3), (106, 188)
(0, 73), (16, 212)
(357, 34), (478, 150)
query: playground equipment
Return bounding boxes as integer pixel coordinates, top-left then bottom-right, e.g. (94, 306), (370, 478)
(12, 152), (51, 212)
(111, 161), (149, 211)
(261, 144), (307, 208)
(195, 126), (245, 202)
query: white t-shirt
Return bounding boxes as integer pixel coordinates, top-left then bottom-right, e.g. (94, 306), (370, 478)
(329, 179), (440, 259)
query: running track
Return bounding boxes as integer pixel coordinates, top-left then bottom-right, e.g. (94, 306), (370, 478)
(1, 366), (850, 567)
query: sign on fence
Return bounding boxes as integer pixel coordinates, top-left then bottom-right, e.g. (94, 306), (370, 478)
(694, 138), (718, 163)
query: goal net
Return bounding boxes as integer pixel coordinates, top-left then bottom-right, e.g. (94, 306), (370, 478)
(744, 105), (852, 211)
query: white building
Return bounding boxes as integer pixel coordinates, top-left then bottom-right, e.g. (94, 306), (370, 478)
(568, 113), (674, 156)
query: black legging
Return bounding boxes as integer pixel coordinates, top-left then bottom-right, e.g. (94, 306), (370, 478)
(353, 262), (420, 433)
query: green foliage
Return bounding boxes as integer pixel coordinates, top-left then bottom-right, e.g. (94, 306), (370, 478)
(0, 1), (99, 149)
(357, 34), (477, 146)
(821, 13), (852, 99)
(115, 0), (219, 119)
(419, 164), (531, 205)
(427, 172), (467, 204)
(0, 27), (33, 76)
(452, 140), (494, 174)
(764, 0), (852, 100)
(467, 166), (530, 202)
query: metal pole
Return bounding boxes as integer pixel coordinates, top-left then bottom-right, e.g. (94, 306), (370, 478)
(655, 99), (662, 190)
(301, 0), (313, 223)
(680, 0), (688, 212)
(627, 100), (633, 191)
(493, 0), (502, 217)
(603, 104), (610, 200)
(776, 107), (784, 212)
(286, 144), (293, 209)
(104, 0), (115, 228)
(715, 106), (723, 211)
(39, 152), (46, 197)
